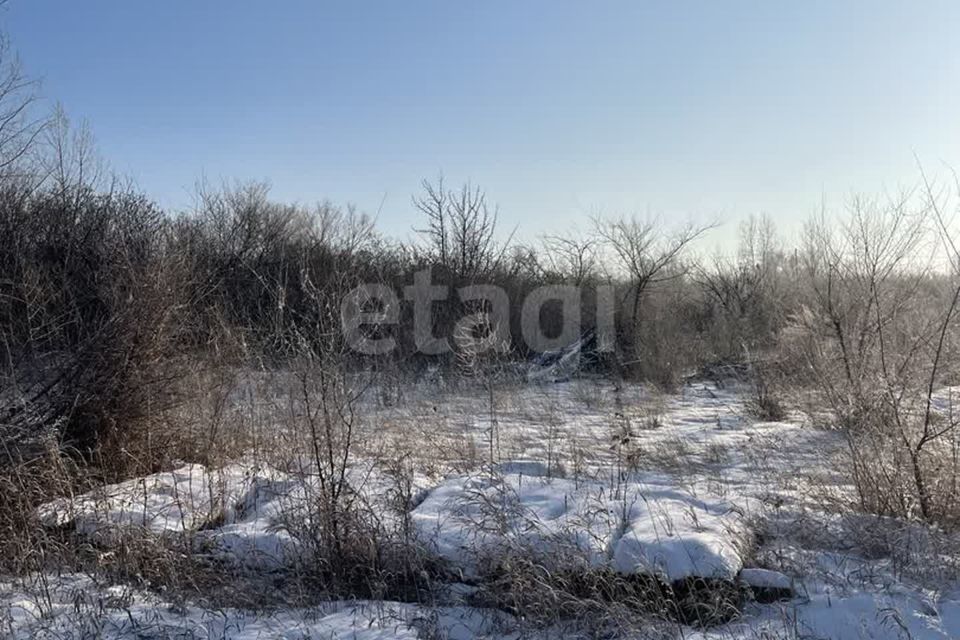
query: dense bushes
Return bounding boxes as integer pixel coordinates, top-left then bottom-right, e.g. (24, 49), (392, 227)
(0, 184), (186, 469)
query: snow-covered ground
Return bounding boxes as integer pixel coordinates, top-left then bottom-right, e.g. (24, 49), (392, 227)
(0, 574), (525, 640)
(4, 377), (960, 638)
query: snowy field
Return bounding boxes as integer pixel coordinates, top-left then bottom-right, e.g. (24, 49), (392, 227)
(4, 376), (960, 639)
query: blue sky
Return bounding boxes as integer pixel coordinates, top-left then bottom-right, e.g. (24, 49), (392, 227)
(5, 1), (959, 247)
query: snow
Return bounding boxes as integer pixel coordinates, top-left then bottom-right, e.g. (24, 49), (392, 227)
(0, 575), (526, 639)
(9, 376), (960, 639)
(38, 462), (307, 569)
(36, 457), (440, 571)
(38, 462), (271, 535)
(691, 590), (960, 640)
(739, 568), (792, 590)
(411, 473), (618, 574)
(412, 469), (749, 582)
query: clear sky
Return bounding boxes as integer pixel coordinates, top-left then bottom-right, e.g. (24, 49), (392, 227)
(5, 1), (959, 247)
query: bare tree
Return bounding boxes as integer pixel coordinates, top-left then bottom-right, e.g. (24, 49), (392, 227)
(0, 32), (46, 177)
(787, 185), (960, 524)
(594, 214), (714, 371)
(42, 107), (105, 202)
(540, 229), (597, 285)
(413, 177), (515, 283)
(796, 192), (929, 401)
(413, 176), (449, 269)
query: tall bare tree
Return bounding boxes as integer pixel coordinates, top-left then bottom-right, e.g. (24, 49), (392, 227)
(413, 177), (515, 283)
(787, 186), (960, 524)
(0, 32), (46, 177)
(594, 214), (714, 368)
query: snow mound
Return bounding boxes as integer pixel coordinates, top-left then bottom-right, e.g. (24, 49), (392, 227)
(38, 463), (307, 569)
(411, 470), (750, 582)
(37, 463), (274, 535)
(37, 460), (438, 571)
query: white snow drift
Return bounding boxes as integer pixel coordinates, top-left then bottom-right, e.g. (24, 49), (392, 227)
(411, 469), (751, 582)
